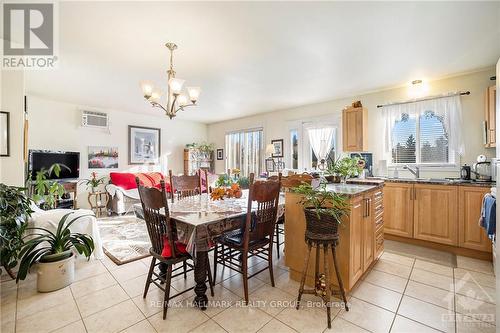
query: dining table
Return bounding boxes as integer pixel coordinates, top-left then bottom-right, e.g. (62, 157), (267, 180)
(134, 191), (285, 310)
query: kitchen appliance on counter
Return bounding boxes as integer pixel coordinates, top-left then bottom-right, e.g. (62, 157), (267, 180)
(460, 164), (471, 180)
(472, 156), (492, 182)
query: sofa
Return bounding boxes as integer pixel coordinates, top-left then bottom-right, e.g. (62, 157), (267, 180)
(105, 172), (171, 214)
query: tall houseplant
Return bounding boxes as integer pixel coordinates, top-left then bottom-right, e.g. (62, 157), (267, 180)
(31, 163), (68, 209)
(17, 212), (95, 291)
(293, 183), (350, 239)
(0, 184), (34, 279)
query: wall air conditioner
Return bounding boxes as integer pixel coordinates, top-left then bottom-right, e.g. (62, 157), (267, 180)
(81, 110), (109, 129)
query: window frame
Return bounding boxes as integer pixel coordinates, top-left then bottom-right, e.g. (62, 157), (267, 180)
(389, 111), (456, 168)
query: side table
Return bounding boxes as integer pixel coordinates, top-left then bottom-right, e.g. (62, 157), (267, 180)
(88, 191), (109, 217)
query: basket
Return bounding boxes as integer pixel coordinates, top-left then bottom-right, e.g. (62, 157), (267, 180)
(303, 207), (340, 242)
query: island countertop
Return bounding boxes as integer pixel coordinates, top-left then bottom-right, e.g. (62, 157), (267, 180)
(325, 183), (382, 197)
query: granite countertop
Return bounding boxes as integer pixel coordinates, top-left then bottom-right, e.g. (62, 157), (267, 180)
(348, 177), (495, 188)
(325, 183), (381, 197)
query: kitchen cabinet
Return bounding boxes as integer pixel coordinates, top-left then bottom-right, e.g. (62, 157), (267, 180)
(342, 106), (367, 152)
(384, 181), (491, 254)
(362, 191), (375, 271)
(384, 183), (414, 238)
(350, 196), (364, 285)
(373, 189), (385, 258)
(459, 186), (491, 252)
(484, 85), (496, 148)
(413, 184), (458, 246)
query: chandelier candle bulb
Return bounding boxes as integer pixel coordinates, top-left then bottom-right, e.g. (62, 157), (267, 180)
(177, 94), (188, 106)
(140, 81), (154, 98)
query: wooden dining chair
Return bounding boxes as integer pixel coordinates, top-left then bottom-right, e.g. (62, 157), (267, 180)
(136, 178), (214, 319)
(213, 173), (282, 304)
(169, 170), (202, 203)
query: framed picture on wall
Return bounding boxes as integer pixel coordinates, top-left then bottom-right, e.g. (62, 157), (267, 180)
(88, 146), (119, 169)
(271, 139), (284, 158)
(265, 158), (275, 172)
(216, 149), (224, 160)
(0, 112), (9, 157)
(128, 125), (161, 164)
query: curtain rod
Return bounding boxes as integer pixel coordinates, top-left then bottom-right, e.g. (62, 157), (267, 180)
(377, 91), (470, 108)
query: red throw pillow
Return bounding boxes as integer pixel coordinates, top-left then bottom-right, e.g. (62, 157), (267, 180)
(161, 236), (188, 258)
(135, 173), (154, 188)
(110, 172), (137, 190)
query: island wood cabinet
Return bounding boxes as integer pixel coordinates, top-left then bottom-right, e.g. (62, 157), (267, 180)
(484, 85), (497, 148)
(385, 182), (491, 252)
(383, 183), (413, 238)
(459, 186), (491, 251)
(284, 187), (383, 292)
(342, 106), (368, 152)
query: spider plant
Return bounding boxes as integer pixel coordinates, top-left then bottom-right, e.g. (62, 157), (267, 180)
(16, 212), (95, 281)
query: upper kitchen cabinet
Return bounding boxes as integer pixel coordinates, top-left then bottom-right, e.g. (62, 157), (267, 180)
(484, 85), (496, 148)
(342, 106), (368, 151)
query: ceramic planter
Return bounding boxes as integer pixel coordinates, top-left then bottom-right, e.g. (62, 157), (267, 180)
(37, 252), (75, 292)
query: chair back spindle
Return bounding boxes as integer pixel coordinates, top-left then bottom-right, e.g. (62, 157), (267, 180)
(136, 178), (178, 258)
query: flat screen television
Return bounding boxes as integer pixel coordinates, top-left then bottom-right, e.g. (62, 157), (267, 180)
(29, 150), (80, 180)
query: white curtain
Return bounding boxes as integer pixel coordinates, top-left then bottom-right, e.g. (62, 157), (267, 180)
(382, 95), (464, 161)
(307, 126), (335, 163)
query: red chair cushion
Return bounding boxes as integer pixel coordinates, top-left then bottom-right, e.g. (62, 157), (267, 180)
(161, 236), (188, 258)
(109, 172), (136, 190)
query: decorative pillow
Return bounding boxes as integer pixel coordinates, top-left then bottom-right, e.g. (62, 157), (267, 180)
(109, 172), (137, 190)
(161, 236), (188, 258)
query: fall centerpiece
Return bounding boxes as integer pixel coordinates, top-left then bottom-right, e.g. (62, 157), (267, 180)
(210, 183), (243, 200)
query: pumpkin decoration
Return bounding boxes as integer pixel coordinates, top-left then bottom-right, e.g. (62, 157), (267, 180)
(210, 187), (226, 201)
(226, 183), (242, 199)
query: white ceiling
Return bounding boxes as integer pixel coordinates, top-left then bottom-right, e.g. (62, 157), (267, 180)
(26, 1), (500, 124)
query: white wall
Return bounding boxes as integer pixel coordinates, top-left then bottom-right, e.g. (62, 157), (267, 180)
(208, 68), (496, 178)
(27, 95), (208, 207)
(0, 70), (25, 186)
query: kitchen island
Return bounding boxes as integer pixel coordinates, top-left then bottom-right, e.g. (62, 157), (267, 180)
(284, 183), (384, 293)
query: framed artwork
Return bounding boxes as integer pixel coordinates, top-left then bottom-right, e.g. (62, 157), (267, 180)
(0, 112), (9, 157)
(88, 146), (119, 169)
(128, 125), (161, 164)
(216, 149), (224, 160)
(271, 139), (284, 158)
(265, 158), (275, 172)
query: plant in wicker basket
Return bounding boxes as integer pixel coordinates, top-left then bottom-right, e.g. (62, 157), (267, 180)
(293, 183), (350, 239)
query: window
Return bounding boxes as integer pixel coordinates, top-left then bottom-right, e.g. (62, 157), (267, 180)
(225, 129), (263, 176)
(391, 111), (450, 164)
(290, 129), (298, 169)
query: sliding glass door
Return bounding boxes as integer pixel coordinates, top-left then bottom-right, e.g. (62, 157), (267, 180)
(225, 129), (263, 176)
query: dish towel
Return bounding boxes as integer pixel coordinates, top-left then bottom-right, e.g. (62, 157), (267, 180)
(479, 193), (496, 240)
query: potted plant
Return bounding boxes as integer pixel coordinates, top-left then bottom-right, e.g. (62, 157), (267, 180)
(293, 183), (350, 240)
(237, 176), (250, 189)
(80, 172), (106, 193)
(326, 156), (362, 183)
(16, 212), (95, 292)
(0, 184), (34, 279)
(215, 174), (233, 187)
(31, 163), (68, 210)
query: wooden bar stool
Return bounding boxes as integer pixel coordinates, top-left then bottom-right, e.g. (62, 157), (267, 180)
(295, 211), (349, 329)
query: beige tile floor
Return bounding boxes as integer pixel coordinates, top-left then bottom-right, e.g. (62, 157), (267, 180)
(0, 244), (496, 333)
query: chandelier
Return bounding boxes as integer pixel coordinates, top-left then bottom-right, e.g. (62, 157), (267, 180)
(140, 43), (200, 119)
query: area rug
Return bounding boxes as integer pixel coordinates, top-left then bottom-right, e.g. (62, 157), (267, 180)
(97, 215), (151, 265)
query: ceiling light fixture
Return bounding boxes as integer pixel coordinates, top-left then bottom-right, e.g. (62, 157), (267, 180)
(140, 43), (200, 119)
(408, 79), (429, 98)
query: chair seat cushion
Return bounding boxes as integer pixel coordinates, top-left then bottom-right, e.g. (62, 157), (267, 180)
(161, 236), (188, 258)
(218, 230), (269, 248)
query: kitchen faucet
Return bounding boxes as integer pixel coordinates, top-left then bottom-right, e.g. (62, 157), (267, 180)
(403, 165), (420, 179)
